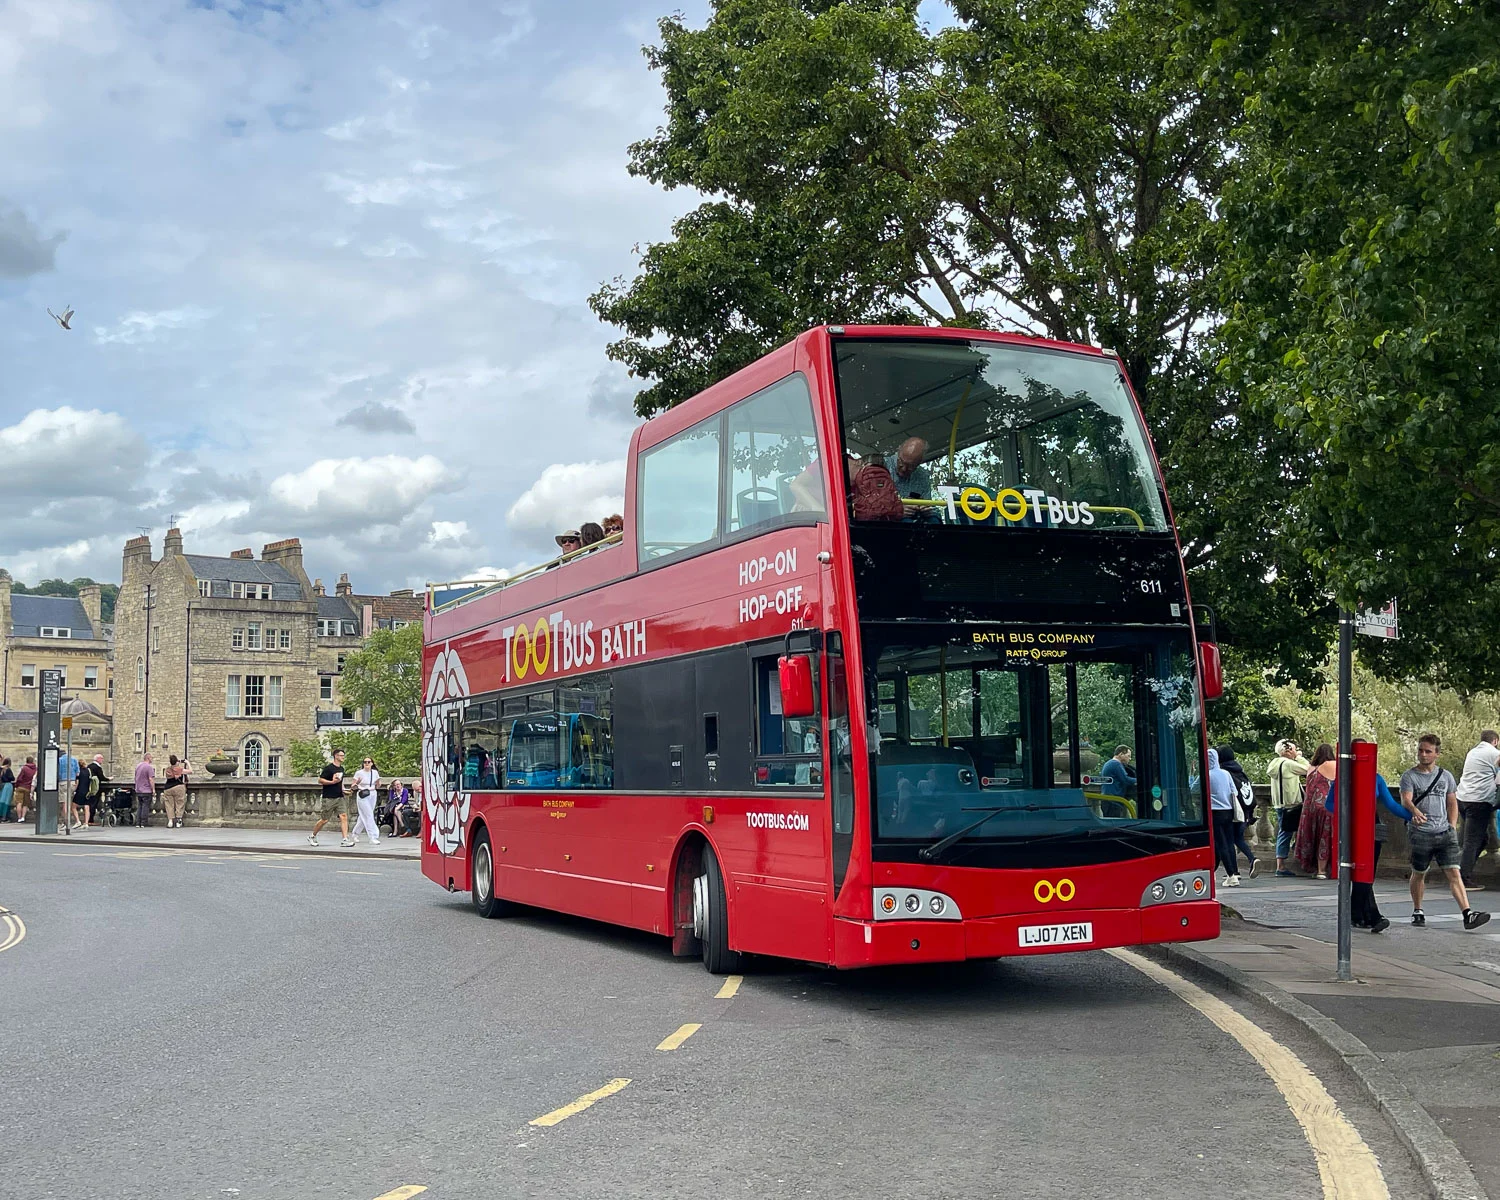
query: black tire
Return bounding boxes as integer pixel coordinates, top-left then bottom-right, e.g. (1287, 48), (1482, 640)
(470, 828), (515, 919)
(699, 850), (742, 974)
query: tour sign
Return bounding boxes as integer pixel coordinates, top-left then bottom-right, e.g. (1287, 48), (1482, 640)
(1356, 599), (1398, 640)
(40, 669), (62, 714)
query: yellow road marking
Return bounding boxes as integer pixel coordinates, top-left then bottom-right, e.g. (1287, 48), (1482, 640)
(656, 1023), (702, 1052)
(1110, 949), (1388, 1199)
(0, 913), (26, 955)
(529, 1078), (631, 1127)
(715, 975), (742, 999)
(371, 1188), (427, 1200)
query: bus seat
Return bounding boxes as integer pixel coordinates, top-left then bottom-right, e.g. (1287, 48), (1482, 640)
(736, 486), (782, 529)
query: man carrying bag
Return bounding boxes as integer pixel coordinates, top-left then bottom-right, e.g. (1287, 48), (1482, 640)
(1267, 739), (1310, 877)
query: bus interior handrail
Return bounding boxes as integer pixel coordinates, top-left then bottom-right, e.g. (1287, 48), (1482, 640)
(427, 531), (626, 614)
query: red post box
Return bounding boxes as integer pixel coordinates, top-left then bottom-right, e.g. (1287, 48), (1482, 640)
(1351, 739), (1378, 884)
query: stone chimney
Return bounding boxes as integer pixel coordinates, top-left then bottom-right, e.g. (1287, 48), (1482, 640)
(229, 548), (254, 560)
(311, 578), (324, 597)
(262, 538), (314, 599)
(389, 588), (414, 598)
(335, 572), (353, 597)
(78, 584), (102, 635)
(162, 527), (183, 557)
(0, 569), (11, 648)
(122, 535), (154, 582)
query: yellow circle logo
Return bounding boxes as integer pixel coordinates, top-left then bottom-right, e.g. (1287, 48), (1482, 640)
(511, 619), (553, 680)
(1033, 878), (1076, 903)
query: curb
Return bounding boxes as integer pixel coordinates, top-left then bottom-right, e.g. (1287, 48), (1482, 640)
(1142, 939), (1488, 1200)
(3, 833), (419, 862)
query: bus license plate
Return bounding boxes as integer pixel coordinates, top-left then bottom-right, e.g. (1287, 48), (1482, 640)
(1019, 922), (1094, 948)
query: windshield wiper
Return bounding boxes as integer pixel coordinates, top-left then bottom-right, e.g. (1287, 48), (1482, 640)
(918, 804), (1096, 862)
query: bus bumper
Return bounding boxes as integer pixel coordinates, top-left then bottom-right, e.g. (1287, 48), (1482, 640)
(831, 900), (1220, 968)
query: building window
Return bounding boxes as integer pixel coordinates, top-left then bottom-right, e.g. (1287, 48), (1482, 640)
(55, 666), (67, 688)
(84, 666), (98, 689)
(258, 584), (273, 600)
(136, 657), (144, 691)
(267, 676), (283, 718)
(232, 627), (244, 650)
(244, 674), (265, 717)
(345, 621), (357, 636)
(108, 677), (114, 700)
(151, 626), (159, 653)
(19, 727), (31, 738)
(320, 676), (333, 701)
(247, 622), (262, 650)
(341, 706), (355, 720)
(39, 626), (72, 639)
(134, 731), (143, 752)
(20, 665), (35, 688)
(278, 628), (291, 650)
(79, 726), (94, 737)
(230, 582), (246, 599)
(392, 620), (408, 630)
(267, 752), (281, 779)
(242, 738), (264, 777)
(151, 733), (158, 749)
(337, 654), (347, 673)
(226, 675), (241, 717)
(198, 580), (211, 598)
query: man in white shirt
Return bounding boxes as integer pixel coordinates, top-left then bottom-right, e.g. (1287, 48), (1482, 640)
(1456, 730), (1500, 890)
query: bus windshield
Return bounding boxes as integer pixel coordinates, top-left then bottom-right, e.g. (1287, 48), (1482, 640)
(866, 626), (1205, 848)
(835, 338), (1167, 532)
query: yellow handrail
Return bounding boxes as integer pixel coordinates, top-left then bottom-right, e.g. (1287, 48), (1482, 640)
(427, 532), (626, 614)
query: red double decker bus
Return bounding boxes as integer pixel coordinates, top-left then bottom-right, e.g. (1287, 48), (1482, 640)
(422, 325), (1221, 971)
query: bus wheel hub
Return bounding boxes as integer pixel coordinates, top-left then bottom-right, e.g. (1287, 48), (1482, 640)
(692, 873), (709, 939)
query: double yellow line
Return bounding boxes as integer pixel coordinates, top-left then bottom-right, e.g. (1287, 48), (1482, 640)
(0, 907), (25, 955)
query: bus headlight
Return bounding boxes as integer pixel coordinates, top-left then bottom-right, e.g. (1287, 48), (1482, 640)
(1141, 871), (1210, 907)
(872, 888), (962, 921)
(929, 896), (945, 915)
(904, 894), (921, 913)
(1151, 883), (1166, 902)
(881, 894), (897, 914)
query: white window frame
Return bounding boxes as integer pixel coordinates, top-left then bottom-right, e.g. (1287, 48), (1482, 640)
(198, 579), (211, 598)
(136, 657), (144, 691)
(152, 626), (159, 653)
(84, 666), (99, 689)
(267, 752), (281, 779)
(319, 676), (333, 701)
(20, 664), (36, 688)
(243, 674), (265, 718)
(241, 738), (264, 778)
(134, 731), (143, 752)
(267, 675), (283, 719)
(230, 582), (247, 599)
(39, 626), (72, 639)
(278, 628), (291, 650)
(247, 622), (262, 651)
(226, 675), (241, 717)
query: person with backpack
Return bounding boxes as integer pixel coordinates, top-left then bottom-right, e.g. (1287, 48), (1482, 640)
(1267, 739), (1310, 876)
(847, 454), (906, 521)
(161, 755), (190, 828)
(13, 757), (35, 823)
(79, 754), (106, 827)
(1217, 746), (1260, 879)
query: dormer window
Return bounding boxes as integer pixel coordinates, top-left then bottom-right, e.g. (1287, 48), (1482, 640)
(39, 627), (71, 639)
(198, 580), (211, 597)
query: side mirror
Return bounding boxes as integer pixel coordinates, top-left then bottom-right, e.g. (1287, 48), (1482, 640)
(778, 654), (815, 719)
(1198, 641), (1224, 702)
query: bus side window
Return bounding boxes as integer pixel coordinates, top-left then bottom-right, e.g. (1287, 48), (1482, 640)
(726, 373), (821, 532)
(638, 415), (722, 562)
(754, 655), (822, 788)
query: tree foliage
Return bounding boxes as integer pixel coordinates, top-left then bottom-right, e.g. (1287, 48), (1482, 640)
(334, 623), (422, 739)
(592, 0), (1326, 672)
(1212, 0), (1500, 690)
(287, 730), (421, 779)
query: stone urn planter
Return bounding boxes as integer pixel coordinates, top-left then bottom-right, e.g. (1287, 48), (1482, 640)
(204, 754), (237, 777)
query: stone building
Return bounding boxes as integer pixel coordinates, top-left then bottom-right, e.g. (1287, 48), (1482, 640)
(110, 532), (422, 778)
(310, 573), (423, 731)
(0, 571), (114, 772)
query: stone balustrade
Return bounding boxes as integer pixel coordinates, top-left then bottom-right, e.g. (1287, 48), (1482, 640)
(169, 779), (331, 830)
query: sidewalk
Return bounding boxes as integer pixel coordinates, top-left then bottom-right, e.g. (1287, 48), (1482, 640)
(1172, 872), (1500, 1199)
(0, 821), (421, 860)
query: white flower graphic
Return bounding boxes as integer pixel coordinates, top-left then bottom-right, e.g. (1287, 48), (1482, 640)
(422, 643), (472, 857)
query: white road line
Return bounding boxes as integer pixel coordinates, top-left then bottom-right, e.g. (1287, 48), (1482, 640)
(1110, 948), (1388, 1200)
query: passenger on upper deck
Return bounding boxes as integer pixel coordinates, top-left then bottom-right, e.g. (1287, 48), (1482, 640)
(579, 522), (605, 550)
(547, 529), (581, 569)
(885, 437), (935, 520)
(602, 513), (623, 538)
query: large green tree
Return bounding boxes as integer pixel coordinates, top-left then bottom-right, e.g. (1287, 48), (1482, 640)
(592, 0), (1326, 670)
(1212, 0), (1500, 691)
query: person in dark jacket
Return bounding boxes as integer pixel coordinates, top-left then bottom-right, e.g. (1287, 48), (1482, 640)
(1323, 769), (1411, 933)
(1217, 746), (1260, 878)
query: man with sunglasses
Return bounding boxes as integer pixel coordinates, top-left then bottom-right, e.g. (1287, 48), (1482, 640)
(1402, 734), (1490, 930)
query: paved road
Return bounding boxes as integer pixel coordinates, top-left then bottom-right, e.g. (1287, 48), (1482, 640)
(0, 844), (1429, 1199)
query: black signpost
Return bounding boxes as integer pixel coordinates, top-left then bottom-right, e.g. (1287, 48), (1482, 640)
(36, 668), (62, 835)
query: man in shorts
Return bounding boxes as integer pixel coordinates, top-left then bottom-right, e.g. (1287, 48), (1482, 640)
(310, 748), (353, 848)
(1401, 733), (1490, 930)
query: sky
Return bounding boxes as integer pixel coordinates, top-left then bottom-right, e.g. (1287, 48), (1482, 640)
(0, 0), (725, 594)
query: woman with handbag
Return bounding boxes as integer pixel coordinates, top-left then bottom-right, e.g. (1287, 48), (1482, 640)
(350, 756), (382, 847)
(1268, 739), (1310, 876)
(162, 756), (190, 828)
(0, 758), (13, 822)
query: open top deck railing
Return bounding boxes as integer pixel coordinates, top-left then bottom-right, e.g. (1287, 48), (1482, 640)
(426, 531), (626, 615)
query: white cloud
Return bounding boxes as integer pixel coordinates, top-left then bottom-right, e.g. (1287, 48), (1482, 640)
(93, 305), (215, 345)
(506, 459), (625, 550)
(267, 454), (457, 529)
(0, 407), (148, 501)
(427, 520), (469, 545)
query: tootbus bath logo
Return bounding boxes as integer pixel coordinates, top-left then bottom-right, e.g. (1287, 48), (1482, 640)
(423, 644), (471, 856)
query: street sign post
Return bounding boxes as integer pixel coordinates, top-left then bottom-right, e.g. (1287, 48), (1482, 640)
(1356, 599), (1398, 639)
(35, 669), (62, 835)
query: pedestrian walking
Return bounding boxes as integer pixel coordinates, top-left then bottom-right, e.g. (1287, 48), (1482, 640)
(14, 757), (35, 823)
(1456, 730), (1499, 891)
(1217, 746), (1260, 878)
(310, 748), (352, 848)
(1401, 733), (1490, 930)
(59, 749), (80, 828)
(1267, 738), (1310, 876)
(1293, 744), (1337, 878)
(133, 753), (156, 827)
(1208, 748), (1240, 885)
(0, 758), (13, 822)
(350, 756), (382, 847)
(161, 755), (190, 828)
(79, 754), (105, 826)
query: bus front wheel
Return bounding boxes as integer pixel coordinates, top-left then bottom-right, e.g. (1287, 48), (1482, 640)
(471, 828), (516, 919)
(693, 851), (741, 974)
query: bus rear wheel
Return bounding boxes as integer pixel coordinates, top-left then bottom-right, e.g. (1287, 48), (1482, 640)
(471, 828), (516, 919)
(693, 850), (741, 974)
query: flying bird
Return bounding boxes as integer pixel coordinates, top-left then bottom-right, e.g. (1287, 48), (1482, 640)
(47, 305), (74, 330)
